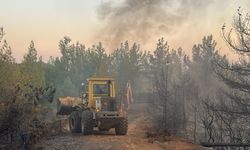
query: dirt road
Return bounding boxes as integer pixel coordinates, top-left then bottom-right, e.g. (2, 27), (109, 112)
(38, 103), (200, 150)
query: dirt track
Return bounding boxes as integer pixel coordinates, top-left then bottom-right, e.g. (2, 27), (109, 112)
(38, 103), (200, 150)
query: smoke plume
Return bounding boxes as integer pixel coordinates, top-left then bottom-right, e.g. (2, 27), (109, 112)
(96, 0), (214, 50)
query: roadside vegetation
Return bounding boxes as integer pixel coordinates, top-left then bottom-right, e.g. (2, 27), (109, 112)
(0, 9), (249, 149)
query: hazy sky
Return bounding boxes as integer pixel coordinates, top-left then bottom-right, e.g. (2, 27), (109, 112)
(0, 0), (249, 62)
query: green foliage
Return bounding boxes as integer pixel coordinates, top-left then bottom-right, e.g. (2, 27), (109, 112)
(21, 41), (45, 89)
(83, 42), (110, 77)
(0, 27), (14, 63)
(23, 40), (38, 63)
(190, 35), (221, 94)
(0, 63), (20, 101)
(0, 28), (18, 100)
(60, 76), (78, 96)
(1, 16), (249, 142)
(192, 35), (218, 68)
(42, 38), (151, 101)
(110, 41), (148, 92)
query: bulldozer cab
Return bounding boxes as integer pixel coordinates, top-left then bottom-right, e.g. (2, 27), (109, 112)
(86, 77), (116, 109)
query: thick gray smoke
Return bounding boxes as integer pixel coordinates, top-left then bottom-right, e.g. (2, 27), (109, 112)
(96, 0), (214, 50)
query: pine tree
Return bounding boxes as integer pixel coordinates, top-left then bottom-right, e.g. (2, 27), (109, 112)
(23, 40), (38, 63)
(0, 27), (14, 63)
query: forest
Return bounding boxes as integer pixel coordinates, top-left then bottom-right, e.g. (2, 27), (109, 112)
(0, 8), (250, 149)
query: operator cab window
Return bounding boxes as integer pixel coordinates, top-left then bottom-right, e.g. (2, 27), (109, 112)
(93, 84), (109, 95)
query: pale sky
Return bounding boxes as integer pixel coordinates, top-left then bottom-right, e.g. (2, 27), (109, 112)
(0, 0), (250, 62)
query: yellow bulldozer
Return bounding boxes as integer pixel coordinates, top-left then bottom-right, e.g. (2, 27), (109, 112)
(57, 77), (128, 135)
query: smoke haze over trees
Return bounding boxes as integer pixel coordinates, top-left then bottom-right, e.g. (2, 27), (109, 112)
(0, 4), (250, 149)
(96, 0), (240, 51)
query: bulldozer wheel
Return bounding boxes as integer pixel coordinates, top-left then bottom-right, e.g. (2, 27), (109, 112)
(69, 111), (81, 133)
(115, 117), (128, 135)
(81, 110), (93, 135)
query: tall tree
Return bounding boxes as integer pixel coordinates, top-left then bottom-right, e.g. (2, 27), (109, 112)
(21, 40), (45, 89)
(189, 35), (223, 143)
(203, 9), (250, 143)
(110, 41), (148, 96)
(0, 28), (17, 101)
(149, 38), (170, 131)
(23, 40), (38, 63)
(219, 9), (250, 117)
(0, 27), (14, 63)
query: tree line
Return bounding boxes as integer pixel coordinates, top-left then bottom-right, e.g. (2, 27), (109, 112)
(0, 9), (249, 144)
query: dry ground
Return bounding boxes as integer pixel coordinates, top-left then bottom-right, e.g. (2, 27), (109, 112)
(37, 103), (203, 150)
